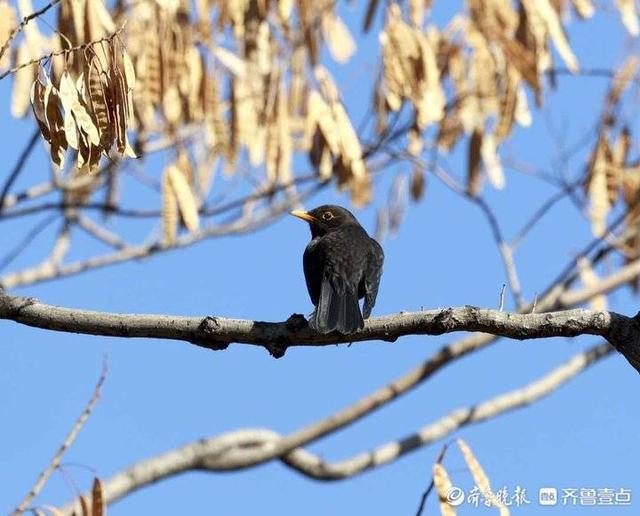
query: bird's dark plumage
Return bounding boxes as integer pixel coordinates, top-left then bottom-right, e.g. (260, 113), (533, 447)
(291, 205), (384, 334)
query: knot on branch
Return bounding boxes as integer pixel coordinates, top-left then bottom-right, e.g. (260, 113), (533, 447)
(266, 340), (288, 359)
(263, 315), (308, 359)
(194, 316), (229, 351)
(431, 308), (455, 335)
(0, 292), (38, 317)
(285, 313), (307, 332)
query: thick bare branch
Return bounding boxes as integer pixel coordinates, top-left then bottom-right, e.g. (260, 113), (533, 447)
(0, 291), (637, 369)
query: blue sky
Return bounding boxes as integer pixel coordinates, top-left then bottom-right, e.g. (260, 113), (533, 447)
(1, 1), (640, 515)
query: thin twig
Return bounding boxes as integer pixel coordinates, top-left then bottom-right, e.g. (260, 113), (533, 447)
(0, 24), (126, 81)
(13, 356), (108, 515)
(0, 214), (58, 272)
(511, 180), (582, 250)
(0, 0), (61, 63)
(415, 443), (450, 516)
(0, 174), (319, 221)
(0, 129), (41, 211)
(76, 215), (127, 249)
(0, 183), (324, 289)
(0, 181), (56, 211)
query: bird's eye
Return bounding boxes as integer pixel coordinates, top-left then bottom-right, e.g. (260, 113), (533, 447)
(322, 211), (334, 220)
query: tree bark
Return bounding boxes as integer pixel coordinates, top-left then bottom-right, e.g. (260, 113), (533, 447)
(0, 292), (638, 371)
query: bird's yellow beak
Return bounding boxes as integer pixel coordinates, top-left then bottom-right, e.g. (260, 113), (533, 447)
(290, 210), (317, 223)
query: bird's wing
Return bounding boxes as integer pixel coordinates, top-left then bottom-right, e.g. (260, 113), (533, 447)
(362, 237), (384, 319)
(303, 239), (322, 305)
(310, 233), (364, 334)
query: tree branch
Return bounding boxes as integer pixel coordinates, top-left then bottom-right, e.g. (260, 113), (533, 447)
(0, 128), (41, 211)
(0, 186), (322, 289)
(0, 0), (61, 63)
(14, 356), (107, 515)
(57, 342), (612, 514)
(0, 291), (637, 369)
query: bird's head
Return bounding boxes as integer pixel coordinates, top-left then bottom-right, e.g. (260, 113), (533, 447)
(291, 205), (359, 238)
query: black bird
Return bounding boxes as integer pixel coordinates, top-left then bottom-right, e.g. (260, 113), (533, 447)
(291, 205), (384, 334)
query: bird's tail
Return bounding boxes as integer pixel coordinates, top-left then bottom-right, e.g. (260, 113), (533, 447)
(310, 277), (364, 334)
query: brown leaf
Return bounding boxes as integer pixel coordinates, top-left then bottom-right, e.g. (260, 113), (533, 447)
(616, 0), (640, 36)
(18, 0), (44, 56)
(307, 90), (340, 156)
(162, 166), (179, 245)
(315, 147), (330, 182)
(162, 85), (182, 126)
(495, 66), (519, 142)
(577, 257), (607, 311)
(571, 0), (595, 18)
(350, 174), (372, 207)
(409, 0), (425, 26)
(388, 173), (407, 234)
(586, 135), (613, 236)
(437, 110), (463, 151)
(322, 12), (356, 63)
(497, 34), (540, 95)
(410, 165), (426, 201)
(613, 127), (631, 167)
(432, 463), (456, 516)
(415, 29), (445, 128)
(31, 71), (51, 141)
(333, 102), (366, 180)
(407, 127), (423, 156)
(606, 128), (631, 206)
(457, 439), (509, 515)
(91, 477), (105, 516)
(46, 89), (68, 168)
(167, 164), (200, 233)
(276, 86), (292, 184)
(12, 42), (34, 118)
(58, 71), (101, 147)
(480, 133), (505, 189)
(528, 0), (579, 72)
(622, 167), (640, 218)
(606, 56), (640, 118)
(85, 54), (113, 150)
(468, 129), (483, 196)
(622, 169), (640, 282)
(79, 495), (91, 516)
(0, 0), (16, 70)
